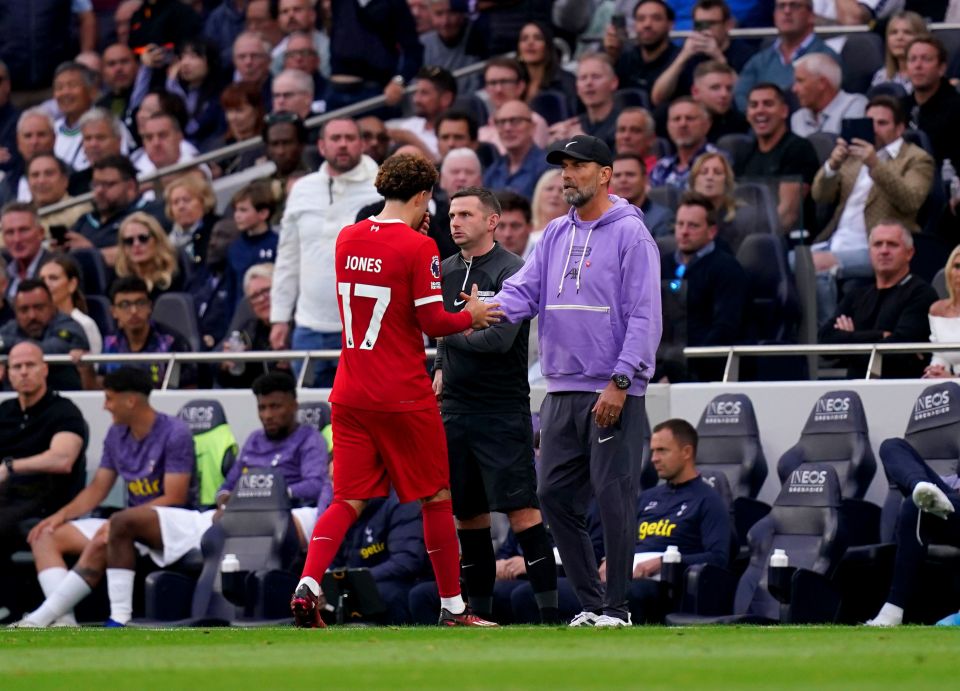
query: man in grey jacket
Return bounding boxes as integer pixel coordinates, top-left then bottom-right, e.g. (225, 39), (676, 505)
(493, 135), (662, 627)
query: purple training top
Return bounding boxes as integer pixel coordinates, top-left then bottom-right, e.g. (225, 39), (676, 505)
(222, 424), (332, 511)
(100, 413), (196, 507)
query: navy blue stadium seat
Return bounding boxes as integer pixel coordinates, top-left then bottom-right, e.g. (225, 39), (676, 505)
(153, 292), (202, 353)
(932, 268), (947, 299)
(529, 90), (569, 125)
(70, 247), (110, 297)
(614, 87), (650, 110)
(736, 233), (800, 345)
(668, 464), (847, 624)
(85, 294), (115, 337)
(452, 95), (489, 127)
(805, 131), (836, 166)
(840, 32), (884, 95)
(646, 185), (680, 212)
(716, 133), (753, 162)
(733, 182), (779, 238)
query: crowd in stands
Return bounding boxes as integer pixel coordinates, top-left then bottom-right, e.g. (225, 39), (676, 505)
(2, 0), (960, 626)
(3, 1), (960, 388)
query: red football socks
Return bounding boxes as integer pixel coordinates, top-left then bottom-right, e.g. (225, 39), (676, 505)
(421, 499), (462, 598)
(301, 500), (358, 582)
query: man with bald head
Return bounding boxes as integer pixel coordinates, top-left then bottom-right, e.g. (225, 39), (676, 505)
(1, 109), (55, 204)
(441, 148), (483, 197)
(0, 341), (87, 620)
(271, 69), (317, 120)
(483, 100), (550, 199)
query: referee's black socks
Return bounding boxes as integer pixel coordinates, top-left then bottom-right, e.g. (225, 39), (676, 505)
(457, 527), (496, 619)
(515, 523), (561, 624)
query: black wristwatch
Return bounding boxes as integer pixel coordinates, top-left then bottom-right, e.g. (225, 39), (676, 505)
(2, 456), (14, 475)
(611, 374), (631, 390)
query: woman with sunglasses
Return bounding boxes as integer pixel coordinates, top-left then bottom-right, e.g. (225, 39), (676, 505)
(115, 212), (185, 301)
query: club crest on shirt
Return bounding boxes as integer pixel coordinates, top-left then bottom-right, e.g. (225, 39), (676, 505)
(677, 502), (688, 517)
(430, 256), (440, 278)
(271, 453), (282, 467)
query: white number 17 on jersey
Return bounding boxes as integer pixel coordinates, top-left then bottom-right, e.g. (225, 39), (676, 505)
(337, 282), (392, 349)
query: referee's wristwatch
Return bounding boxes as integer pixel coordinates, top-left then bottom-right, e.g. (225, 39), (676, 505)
(2, 456), (15, 475)
(611, 374), (631, 390)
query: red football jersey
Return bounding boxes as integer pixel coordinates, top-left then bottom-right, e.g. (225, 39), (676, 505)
(329, 218), (471, 412)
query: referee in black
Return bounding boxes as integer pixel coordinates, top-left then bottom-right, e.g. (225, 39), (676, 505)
(433, 186), (559, 624)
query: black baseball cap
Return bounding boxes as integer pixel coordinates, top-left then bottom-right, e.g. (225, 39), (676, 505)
(546, 135), (613, 167)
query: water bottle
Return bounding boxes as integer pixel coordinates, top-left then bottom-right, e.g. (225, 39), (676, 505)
(661, 545), (682, 594)
(769, 548), (789, 569)
(942, 159), (960, 201)
(225, 330), (247, 376)
(221, 553), (240, 573)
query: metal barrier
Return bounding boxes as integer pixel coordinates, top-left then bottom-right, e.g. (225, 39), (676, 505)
(19, 348), (438, 390)
(683, 342), (960, 382)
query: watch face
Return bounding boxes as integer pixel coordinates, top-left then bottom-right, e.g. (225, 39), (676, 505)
(614, 375), (630, 389)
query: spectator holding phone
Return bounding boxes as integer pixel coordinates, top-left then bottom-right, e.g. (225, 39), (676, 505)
(809, 95), (934, 325)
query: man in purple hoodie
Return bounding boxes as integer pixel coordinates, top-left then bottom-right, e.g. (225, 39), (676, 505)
(493, 134), (662, 627)
(100, 371), (332, 626)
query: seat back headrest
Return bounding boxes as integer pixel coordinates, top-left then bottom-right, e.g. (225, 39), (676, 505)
(905, 382), (960, 435)
(298, 401), (332, 432)
(699, 470), (733, 510)
(775, 463), (842, 508)
(226, 468), (291, 512)
(178, 399), (228, 434)
(697, 393), (760, 438)
(801, 390), (868, 435)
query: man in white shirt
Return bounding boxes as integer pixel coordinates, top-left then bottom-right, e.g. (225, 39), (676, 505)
(386, 66), (457, 161)
(790, 52), (867, 138)
(269, 117), (381, 386)
(808, 94), (934, 325)
(52, 62), (99, 172)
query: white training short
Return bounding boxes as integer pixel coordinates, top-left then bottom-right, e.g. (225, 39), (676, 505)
(69, 506), (320, 568)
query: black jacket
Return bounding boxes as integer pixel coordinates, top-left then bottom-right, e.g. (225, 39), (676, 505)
(818, 273), (938, 378)
(436, 243), (530, 414)
(329, 495), (425, 583)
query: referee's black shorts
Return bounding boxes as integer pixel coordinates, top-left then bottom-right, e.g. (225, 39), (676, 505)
(442, 411), (539, 520)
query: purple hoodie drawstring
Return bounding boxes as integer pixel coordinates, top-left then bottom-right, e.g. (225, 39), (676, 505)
(556, 222), (595, 296)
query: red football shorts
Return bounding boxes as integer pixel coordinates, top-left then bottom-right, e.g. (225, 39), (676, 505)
(331, 403), (450, 503)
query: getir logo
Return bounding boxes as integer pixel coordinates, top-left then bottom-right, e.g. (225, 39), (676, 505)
(814, 396), (850, 422)
(788, 469), (827, 493)
(914, 390), (950, 421)
(704, 400), (742, 424)
(638, 519), (677, 540)
(360, 541), (386, 559)
(127, 477), (161, 498)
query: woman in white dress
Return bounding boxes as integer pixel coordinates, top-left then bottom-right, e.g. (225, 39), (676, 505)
(39, 255), (103, 355)
(925, 246), (960, 378)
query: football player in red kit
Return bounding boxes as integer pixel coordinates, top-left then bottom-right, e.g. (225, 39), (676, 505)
(291, 153), (502, 627)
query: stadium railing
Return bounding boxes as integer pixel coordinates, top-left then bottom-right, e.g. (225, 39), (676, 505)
(35, 21), (960, 220)
(684, 342), (960, 382)
(0, 349), (437, 390)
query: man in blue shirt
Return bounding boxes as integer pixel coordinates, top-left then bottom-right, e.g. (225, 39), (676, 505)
(624, 417), (730, 622)
(482, 100), (549, 200)
(733, 0), (839, 112)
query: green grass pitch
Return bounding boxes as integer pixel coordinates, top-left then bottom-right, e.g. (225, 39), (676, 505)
(1, 626), (957, 690)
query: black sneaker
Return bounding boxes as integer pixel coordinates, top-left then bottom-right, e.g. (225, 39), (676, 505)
(291, 583), (326, 628)
(438, 607), (498, 627)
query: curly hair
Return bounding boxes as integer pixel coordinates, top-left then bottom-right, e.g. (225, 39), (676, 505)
(115, 212), (179, 294)
(375, 153), (438, 201)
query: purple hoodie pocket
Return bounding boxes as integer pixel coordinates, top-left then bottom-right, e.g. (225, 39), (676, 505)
(540, 304), (618, 379)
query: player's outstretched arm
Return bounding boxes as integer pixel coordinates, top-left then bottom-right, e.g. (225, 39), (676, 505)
(459, 284), (505, 330)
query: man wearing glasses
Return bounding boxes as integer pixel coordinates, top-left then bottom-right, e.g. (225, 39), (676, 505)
(733, 0), (838, 112)
(67, 155), (167, 268)
(656, 191), (746, 382)
(97, 276), (196, 389)
(478, 58), (549, 154)
(483, 100), (550, 200)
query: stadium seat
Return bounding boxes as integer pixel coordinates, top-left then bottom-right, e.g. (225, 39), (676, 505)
(85, 294), (115, 337)
(70, 247), (111, 297)
(646, 185), (680, 212)
(177, 399), (238, 509)
(736, 233), (801, 346)
(142, 469), (300, 625)
(777, 390), (878, 544)
(840, 32), (884, 95)
(910, 232), (950, 284)
(614, 87), (650, 110)
(153, 292), (202, 353)
(529, 90), (569, 125)
(652, 136), (673, 159)
(865, 82), (908, 101)
(695, 394), (771, 545)
(805, 131), (836, 166)
(668, 464), (848, 624)
(902, 129), (943, 235)
(452, 94), (489, 126)
(298, 400), (332, 454)
(716, 133), (753, 162)
(733, 182), (779, 238)
(932, 268), (947, 299)
(935, 29), (960, 79)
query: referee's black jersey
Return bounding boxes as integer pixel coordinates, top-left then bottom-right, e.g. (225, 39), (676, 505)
(437, 243), (530, 414)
